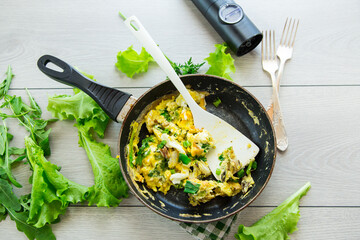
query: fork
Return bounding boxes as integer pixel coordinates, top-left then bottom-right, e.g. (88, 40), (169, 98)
(262, 30), (288, 151)
(267, 18), (299, 117)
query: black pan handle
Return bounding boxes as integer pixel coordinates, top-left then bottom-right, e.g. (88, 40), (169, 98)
(37, 55), (131, 122)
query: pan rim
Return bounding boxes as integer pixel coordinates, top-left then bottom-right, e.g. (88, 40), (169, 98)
(117, 73), (277, 223)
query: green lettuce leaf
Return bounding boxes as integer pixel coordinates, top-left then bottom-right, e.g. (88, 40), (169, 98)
(47, 72), (128, 207)
(205, 43), (236, 80)
(235, 182), (311, 240)
(47, 90), (109, 138)
(115, 46), (154, 78)
(25, 137), (88, 228)
(0, 178), (55, 240)
(77, 126), (128, 207)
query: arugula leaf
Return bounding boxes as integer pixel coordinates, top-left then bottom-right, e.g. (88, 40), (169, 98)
(0, 66), (13, 99)
(0, 122), (22, 187)
(0, 178), (55, 240)
(77, 126), (128, 207)
(235, 182), (311, 240)
(184, 181), (200, 194)
(25, 137), (88, 228)
(2, 93), (53, 156)
(170, 57), (205, 75)
(205, 43), (236, 80)
(115, 46), (154, 78)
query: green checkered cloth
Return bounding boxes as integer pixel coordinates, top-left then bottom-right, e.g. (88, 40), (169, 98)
(179, 214), (238, 240)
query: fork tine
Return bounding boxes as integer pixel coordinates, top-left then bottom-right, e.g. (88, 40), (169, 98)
(272, 30), (276, 59)
(279, 18), (288, 45)
(287, 19), (296, 47)
(291, 19), (299, 47)
(269, 30), (272, 59)
(261, 31), (264, 61)
(265, 30), (268, 60)
(283, 18), (292, 47)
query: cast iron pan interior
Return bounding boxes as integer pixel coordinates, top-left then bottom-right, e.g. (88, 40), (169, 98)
(118, 74), (276, 223)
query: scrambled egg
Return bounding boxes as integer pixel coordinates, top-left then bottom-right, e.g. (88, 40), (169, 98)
(127, 90), (255, 206)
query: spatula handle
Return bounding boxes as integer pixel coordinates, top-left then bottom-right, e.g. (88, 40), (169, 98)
(124, 16), (202, 113)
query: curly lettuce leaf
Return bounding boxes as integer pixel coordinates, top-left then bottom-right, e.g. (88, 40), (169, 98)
(205, 43), (235, 80)
(47, 72), (129, 207)
(0, 178), (55, 240)
(47, 89), (109, 139)
(25, 137), (88, 228)
(115, 46), (154, 78)
(78, 126), (128, 207)
(235, 182), (311, 240)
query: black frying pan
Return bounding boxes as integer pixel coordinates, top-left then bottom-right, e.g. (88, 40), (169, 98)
(37, 55), (276, 223)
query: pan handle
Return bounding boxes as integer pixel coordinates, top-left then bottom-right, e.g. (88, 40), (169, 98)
(37, 55), (132, 122)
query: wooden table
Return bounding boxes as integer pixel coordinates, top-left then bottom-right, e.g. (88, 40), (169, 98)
(1, 0), (360, 239)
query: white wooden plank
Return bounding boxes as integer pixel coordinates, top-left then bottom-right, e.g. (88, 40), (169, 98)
(5, 86), (360, 207)
(1, 206), (360, 239)
(0, 0), (359, 88)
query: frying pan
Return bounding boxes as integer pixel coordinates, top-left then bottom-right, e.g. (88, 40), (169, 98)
(37, 55), (276, 223)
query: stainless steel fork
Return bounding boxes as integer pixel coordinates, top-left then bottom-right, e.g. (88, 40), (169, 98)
(262, 30), (288, 151)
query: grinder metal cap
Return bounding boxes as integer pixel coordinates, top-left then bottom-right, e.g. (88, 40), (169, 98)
(192, 0), (263, 56)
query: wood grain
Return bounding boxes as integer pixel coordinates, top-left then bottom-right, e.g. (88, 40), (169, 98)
(2, 206), (360, 240)
(1, 0), (360, 239)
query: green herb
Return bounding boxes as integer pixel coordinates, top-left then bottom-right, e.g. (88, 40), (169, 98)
(219, 153), (225, 161)
(213, 97), (222, 107)
(25, 137), (89, 228)
(148, 169), (160, 177)
(2, 91), (53, 156)
(182, 140), (191, 148)
(246, 161), (253, 175)
(170, 57), (205, 75)
(237, 169), (245, 178)
(170, 169), (175, 174)
(205, 43), (236, 80)
(0, 178), (56, 240)
(160, 109), (171, 121)
(115, 46), (154, 78)
(235, 182), (311, 240)
(195, 156), (207, 162)
(201, 143), (211, 153)
(162, 128), (170, 134)
(0, 122), (22, 188)
(157, 140), (167, 149)
(0, 66), (13, 99)
(184, 181), (200, 194)
(216, 168), (221, 175)
(47, 71), (129, 207)
(179, 153), (191, 164)
(135, 136), (153, 166)
(252, 161), (257, 170)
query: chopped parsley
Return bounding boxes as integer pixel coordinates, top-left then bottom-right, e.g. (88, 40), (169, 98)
(179, 153), (191, 164)
(213, 97), (222, 107)
(182, 140), (191, 148)
(237, 169), (245, 178)
(135, 136), (154, 166)
(218, 153), (225, 161)
(184, 181), (200, 194)
(160, 109), (171, 121)
(157, 140), (167, 149)
(201, 143), (211, 153)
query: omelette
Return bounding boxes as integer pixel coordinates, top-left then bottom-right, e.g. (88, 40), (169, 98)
(127, 90), (256, 206)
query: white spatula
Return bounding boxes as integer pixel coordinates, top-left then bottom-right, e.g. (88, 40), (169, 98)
(124, 16), (259, 181)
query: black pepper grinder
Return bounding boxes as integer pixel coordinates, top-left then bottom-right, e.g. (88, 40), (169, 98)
(192, 0), (262, 56)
